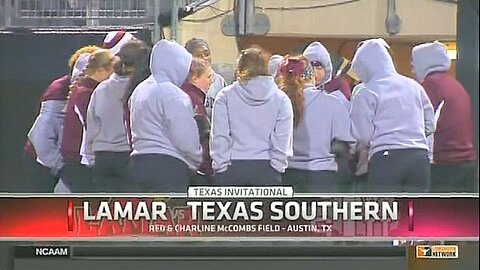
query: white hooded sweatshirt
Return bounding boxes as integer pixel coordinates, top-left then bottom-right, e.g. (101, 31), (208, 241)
(350, 39), (435, 158)
(210, 76), (294, 173)
(289, 42), (355, 171)
(129, 40), (202, 169)
(289, 87), (355, 171)
(411, 41), (451, 83)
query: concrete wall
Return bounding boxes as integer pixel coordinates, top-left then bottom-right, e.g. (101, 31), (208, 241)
(171, 0), (457, 69)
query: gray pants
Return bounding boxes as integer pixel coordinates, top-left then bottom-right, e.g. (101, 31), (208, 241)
(215, 160), (282, 186)
(283, 169), (337, 193)
(129, 154), (189, 193)
(368, 148), (430, 193)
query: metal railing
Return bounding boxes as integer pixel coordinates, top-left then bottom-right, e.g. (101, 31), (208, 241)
(15, 0), (148, 19)
(1, 0), (219, 30)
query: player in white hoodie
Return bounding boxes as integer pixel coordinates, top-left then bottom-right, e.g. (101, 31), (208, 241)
(302, 41), (355, 192)
(350, 38), (435, 192)
(281, 56), (355, 193)
(86, 40), (150, 192)
(128, 40), (203, 192)
(210, 47), (294, 185)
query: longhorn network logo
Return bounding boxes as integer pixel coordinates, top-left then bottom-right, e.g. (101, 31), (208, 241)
(416, 245), (458, 259)
(416, 245), (432, 257)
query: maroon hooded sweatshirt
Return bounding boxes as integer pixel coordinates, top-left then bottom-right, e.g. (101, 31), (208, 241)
(60, 77), (100, 163)
(422, 71), (476, 164)
(181, 82), (213, 176)
(323, 75), (352, 101)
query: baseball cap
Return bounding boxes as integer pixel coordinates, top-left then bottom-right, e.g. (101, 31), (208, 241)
(102, 31), (135, 55)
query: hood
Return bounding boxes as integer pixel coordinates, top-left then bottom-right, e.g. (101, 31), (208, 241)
(150, 40), (192, 87)
(323, 76), (352, 100)
(71, 53), (91, 83)
(268, 54), (284, 77)
(234, 76), (277, 106)
(350, 38), (396, 83)
(411, 41), (451, 82)
(302, 41), (333, 85)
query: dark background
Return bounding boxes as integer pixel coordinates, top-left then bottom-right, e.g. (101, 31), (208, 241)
(0, 29), (152, 191)
(0, 241), (478, 270)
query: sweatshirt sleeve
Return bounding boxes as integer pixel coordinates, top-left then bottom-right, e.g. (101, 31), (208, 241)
(85, 89), (101, 159)
(332, 101), (355, 143)
(164, 93), (203, 170)
(74, 90), (93, 127)
(419, 85), (435, 137)
(269, 95), (294, 173)
(350, 86), (377, 146)
(74, 89), (96, 165)
(27, 101), (65, 171)
(210, 91), (233, 173)
(421, 79), (441, 109)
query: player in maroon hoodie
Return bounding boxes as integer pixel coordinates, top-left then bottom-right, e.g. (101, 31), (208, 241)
(412, 41), (477, 192)
(23, 45), (98, 192)
(181, 58), (214, 184)
(61, 49), (116, 192)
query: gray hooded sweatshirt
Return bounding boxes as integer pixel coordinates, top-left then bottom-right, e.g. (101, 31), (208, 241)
(350, 39), (435, 158)
(411, 41), (451, 83)
(86, 73), (131, 156)
(210, 76), (294, 173)
(129, 40), (203, 169)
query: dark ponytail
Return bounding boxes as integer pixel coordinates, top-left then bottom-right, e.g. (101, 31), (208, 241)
(122, 41), (151, 104)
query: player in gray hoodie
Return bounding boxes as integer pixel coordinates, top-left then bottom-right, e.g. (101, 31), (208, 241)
(128, 40), (203, 192)
(86, 40), (150, 192)
(281, 56), (355, 193)
(303, 41), (355, 192)
(210, 47), (294, 185)
(350, 38), (435, 192)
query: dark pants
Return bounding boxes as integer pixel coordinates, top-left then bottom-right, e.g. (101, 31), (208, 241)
(283, 168), (337, 193)
(23, 155), (59, 193)
(353, 173), (369, 193)
(129, 154), (189, 193)
(368, 148), (430, 193)
(215, 160), (282, 186)
(336, 157), (354, 193)
(431, 162), (477, 192)
(61, 160), (93, 193)
(93, 151), (132, 193)
(190, 172), (215, 186)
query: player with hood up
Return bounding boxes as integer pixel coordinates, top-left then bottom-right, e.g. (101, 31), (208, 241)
(350, 38), (435, 192)
(281, 55), (355, 193)
(129, 40), (203, 192)
(303, 41), (356, 191)
(412, 41), (476, 192)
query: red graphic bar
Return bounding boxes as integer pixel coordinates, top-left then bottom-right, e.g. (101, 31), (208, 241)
(0, 197), (477, 238)
(408, 200), (414, 231)
(67, 200), (73, 231)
